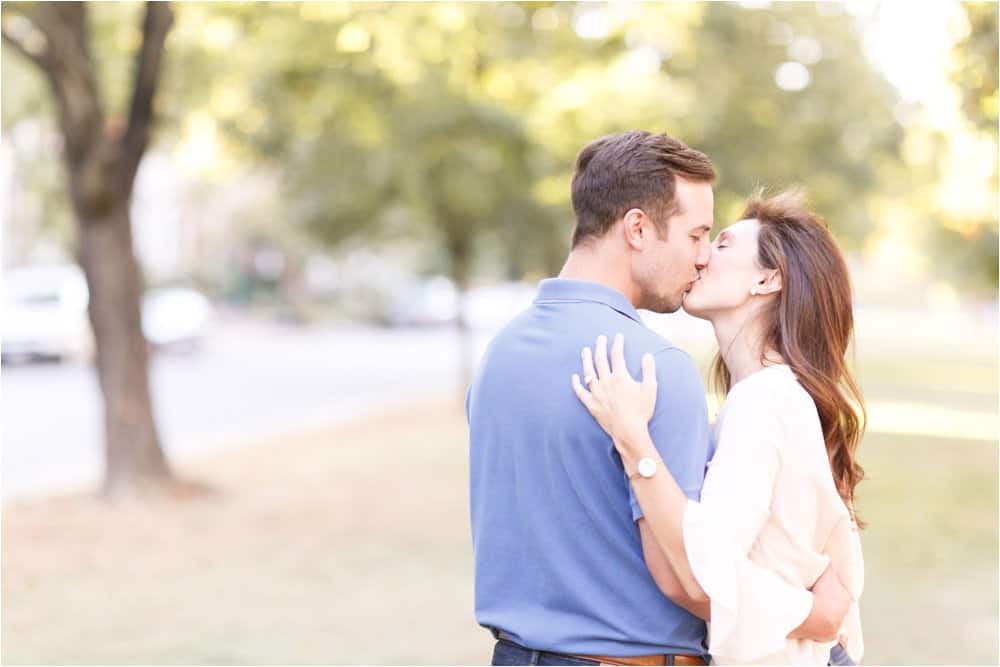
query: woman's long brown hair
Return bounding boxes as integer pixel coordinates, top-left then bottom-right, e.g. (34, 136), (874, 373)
(710, 188), (867, 526)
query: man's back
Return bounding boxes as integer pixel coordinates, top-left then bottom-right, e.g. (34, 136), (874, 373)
(467, 279), (712, 656)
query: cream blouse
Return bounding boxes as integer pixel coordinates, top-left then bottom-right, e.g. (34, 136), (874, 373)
(682, 365), (864, 665)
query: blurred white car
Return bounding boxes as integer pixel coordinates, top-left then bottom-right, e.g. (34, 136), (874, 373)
(2, 264), (213, 362)
(142, 286), (214, 350)
(383, 276), (460, 327)
(2, 264), (93, 362)
(381, 277), (536, 330)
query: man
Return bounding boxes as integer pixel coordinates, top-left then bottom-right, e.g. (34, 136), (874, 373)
(467, 131), (851, 666)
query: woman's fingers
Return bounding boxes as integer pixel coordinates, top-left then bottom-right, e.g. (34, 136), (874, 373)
(571, 373), (596, 411)
(581, 346), (597, 385)
(594, 335), (611, 379)
(611, 333), (626, 374)
(641, 352), (657, 387)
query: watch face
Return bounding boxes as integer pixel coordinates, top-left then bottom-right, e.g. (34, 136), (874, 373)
(638, 458), (657, 478)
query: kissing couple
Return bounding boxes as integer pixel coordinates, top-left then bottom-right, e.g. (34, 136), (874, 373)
(468, 130), (865, 666)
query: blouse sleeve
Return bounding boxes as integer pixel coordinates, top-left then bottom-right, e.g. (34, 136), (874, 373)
(828, 514), (866, 663)
(682, 388), (818, 661)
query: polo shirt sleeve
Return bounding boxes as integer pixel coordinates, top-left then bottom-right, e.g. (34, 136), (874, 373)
(628, 347), (710, 522)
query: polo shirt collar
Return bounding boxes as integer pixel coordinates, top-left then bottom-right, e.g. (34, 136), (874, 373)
(535, 278), (643, 325)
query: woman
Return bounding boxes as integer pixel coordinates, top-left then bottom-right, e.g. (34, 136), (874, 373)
(571, 189), (866, 665)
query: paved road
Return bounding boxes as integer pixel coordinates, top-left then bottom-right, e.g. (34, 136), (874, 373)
(2, 316), (495, 504)
(4, 305), (995, 504)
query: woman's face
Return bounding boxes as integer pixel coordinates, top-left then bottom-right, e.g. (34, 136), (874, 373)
(682, 217), (765, 320)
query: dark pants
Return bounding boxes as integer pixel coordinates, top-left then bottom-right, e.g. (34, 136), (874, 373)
(491, 637), (854, 666)
(491, 639), (601, 666)
(828, 643), (855, 666)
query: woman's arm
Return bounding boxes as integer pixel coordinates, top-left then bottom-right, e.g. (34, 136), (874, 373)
(618, 417), (850, 642)
(572, 333), (743, 600)
(615, 429), (709, 599)
(639, 517), (711, 620)
(573, 334), (851, 646)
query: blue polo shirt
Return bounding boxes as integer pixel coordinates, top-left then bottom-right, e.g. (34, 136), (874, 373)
(467, 278), (713, 657)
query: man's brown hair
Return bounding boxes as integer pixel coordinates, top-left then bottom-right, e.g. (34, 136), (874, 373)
(570, 130), (715, 248)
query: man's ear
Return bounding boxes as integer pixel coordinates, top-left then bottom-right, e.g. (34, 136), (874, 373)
(755, 269), (782, 296)
(623, 208), (649, 251)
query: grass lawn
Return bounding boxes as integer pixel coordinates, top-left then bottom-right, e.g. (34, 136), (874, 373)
(856, 432), (997, 664)
(3, 403), (484, 665)
(3, 375), (997, 664)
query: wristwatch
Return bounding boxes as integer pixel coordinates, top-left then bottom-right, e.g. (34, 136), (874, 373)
(628, 457), (658, 480)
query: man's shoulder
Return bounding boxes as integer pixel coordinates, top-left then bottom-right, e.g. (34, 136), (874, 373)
(614, 323), (691, 365)
(488, 304), (692, 366)
(629, 337), (705, 405)
(603, 324), (703, 396)
(600, 315), (672, 350)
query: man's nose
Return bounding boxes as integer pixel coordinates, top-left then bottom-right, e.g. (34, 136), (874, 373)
(695, 240), (711, 270)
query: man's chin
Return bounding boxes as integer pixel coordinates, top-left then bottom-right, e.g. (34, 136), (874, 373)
(642, 296), (684, 315)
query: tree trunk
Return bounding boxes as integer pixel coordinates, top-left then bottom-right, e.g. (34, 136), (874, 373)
(3, 2), (191, 499)
(447, 232), (474, 407)
(77, 200), (173, 497)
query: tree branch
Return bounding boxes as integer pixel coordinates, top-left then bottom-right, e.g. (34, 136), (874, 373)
(8, 3), (104, 168)
(119, 1), (173, 193)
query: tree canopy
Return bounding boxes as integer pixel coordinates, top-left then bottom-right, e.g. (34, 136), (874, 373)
(4, 1), (996, 294)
